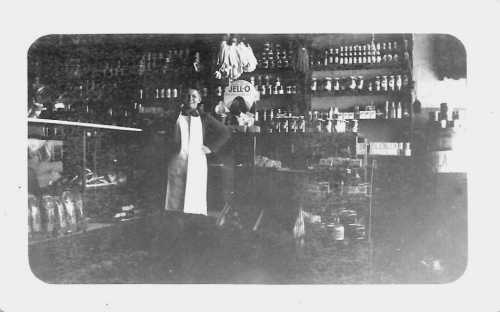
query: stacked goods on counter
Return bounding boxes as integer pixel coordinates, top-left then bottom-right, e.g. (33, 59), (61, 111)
(296, 153), (370, 244)
(28, 190), (87, 239)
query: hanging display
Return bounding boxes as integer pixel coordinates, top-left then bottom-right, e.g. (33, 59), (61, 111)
(214, 36), (258, 80)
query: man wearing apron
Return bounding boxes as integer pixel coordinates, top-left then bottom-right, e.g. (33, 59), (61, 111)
(165, 88), (230, 215)
(153, 88), (230, 281)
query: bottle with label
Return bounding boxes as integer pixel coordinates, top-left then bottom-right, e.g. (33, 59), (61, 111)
(333, 78), (340, 92)
(390, 101), (396, 119)
(328, 48), (334, 65)
(268, 109), (275, 133)
(403, 39), (410, 62)
(374, 76), (381, 92)
(396, 74), (402, 91)
(402, 102), (410, 119)
(396, 101), (402, 119)
(384, 100), (389, 119)
(324, 77), (332, 93)
(388, 75), (395, 92)
(311, 78), (317, 93)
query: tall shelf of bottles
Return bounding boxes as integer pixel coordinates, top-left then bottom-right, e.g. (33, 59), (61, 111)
(227, 34), (415, 242)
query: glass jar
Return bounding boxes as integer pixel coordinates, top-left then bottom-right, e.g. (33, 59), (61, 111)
(357, 76), (364, 90)
(375, 76), (380, 92)
(381, 75), (388, 92)
(349, 76), (357, 91)
(396, 74), (402, 91)
(334, 78), (340, 91)
(388, 75), (395, 91)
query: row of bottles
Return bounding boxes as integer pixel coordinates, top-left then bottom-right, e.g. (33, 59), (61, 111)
(311, 39), (411, 68)
(50, 47), (202, 82)
(138, 49), (203, 75)
(254, 108), (360, 134)
(250, 102), (410, 135)
(356, 101), (411, 120)
(311, 73), (410, 95)
(248, 75), (298, 96)
(257, 42), (295, 70)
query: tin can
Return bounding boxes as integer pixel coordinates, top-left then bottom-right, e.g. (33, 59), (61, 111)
(172, 88), (178, 98)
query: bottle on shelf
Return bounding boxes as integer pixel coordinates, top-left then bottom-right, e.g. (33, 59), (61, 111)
(390, 101), (396, 119)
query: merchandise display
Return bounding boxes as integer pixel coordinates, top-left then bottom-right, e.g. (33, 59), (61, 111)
(26, 33), (467, 285)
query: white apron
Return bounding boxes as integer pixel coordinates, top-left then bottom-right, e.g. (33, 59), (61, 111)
(165, 114), (207, 215)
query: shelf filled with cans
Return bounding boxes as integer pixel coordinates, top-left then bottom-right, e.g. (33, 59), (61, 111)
(310, 38), (412, 71)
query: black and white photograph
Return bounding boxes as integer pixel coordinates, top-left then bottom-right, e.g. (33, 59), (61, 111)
(27, 33), (467, 284)
(2, 1), (500, 311)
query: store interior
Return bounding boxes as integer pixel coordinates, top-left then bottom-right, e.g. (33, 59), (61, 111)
(27, 33), (467, 284)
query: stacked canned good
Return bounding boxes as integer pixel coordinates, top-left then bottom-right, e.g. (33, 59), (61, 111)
(311, 39), (411, 68)
(318, 207), (367, 242)
(257, 42), (294, 70)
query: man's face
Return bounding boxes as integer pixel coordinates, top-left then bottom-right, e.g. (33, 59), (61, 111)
(187, 89), (201, 109)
